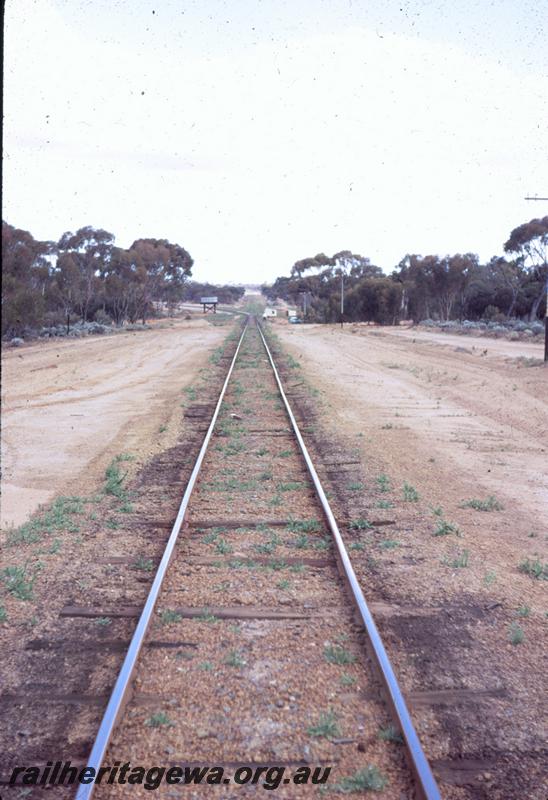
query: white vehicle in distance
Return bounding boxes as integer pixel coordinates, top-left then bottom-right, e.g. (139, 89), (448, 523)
(262, 308), (277, 319)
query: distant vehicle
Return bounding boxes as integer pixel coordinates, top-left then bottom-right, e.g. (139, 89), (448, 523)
(262, 308), (277, 319)
(288, 316), (303, 324)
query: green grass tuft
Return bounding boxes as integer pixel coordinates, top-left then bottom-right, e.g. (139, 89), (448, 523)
(7, 495), (86, 546)
(402, 482), (420, 502)
(330, 765), (388, 793)
(1, 564), (36, 600)
(224, 649), (245, 667)
(134, 557), (154, 571)
(215, 538), (233, 555)
(349, 518), (372, 530)
(376, 500), (393, 509)
(518, 558), (547, 580)
(377, 724), (404, 744)
(460, 496), (503, 512)
(104, 459), (129, 498)
(443, 549), (469, 568)
(145, 712), (174, 728)
(160, 609), (183, 625)
(198, 611), (219, 623)
(287, 518), (321, 533)
(509, 622), (524, 645)
(276, 481), (304, 492)
(433, 519), (460, 537)
(324, 645), (356, 665)
(375, 474), (391, 493)
(307, 710), (340, 739)
(483, 570), (497, 586)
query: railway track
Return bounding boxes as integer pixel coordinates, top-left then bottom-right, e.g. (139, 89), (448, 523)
(3, 317), (441, 799)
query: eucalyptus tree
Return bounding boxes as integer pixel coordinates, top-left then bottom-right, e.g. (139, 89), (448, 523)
(504, 216), (548, 321)
(56, 227), (115, 323)
(2, 221), (54, 335)
(125, 238), (194, 323)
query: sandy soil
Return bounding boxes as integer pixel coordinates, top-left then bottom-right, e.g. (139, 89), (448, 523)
(391, 326), (544, 359)
(275, 323), (547, 522)
(1, 319), (226, 528)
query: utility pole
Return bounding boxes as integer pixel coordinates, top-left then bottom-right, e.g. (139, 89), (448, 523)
(340, 271), (344, 329)
(524, 195), (548, 363)
(299, 291), (311, 319)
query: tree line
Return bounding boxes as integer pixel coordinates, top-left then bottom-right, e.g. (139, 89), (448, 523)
(2, 221), (243, 337)
(262, 217), (548, 325)
(184, 282), (245, 305)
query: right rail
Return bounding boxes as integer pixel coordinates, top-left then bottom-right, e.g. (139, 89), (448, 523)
(258, 321), (441, 800)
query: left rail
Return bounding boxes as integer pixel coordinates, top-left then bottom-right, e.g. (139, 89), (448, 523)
(75, 319), (249, 800)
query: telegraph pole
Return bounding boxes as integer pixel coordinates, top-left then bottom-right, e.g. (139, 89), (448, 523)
(524, 195), (548, 362)
(340, 271), (344, 328)
(544, 273), (547, 364)
(299, 291), (311, 319)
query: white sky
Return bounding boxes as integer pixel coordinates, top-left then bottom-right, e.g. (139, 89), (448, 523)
(3, 0), (548, 283)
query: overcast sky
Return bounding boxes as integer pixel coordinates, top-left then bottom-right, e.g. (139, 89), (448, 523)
(4, 0), (548, 283)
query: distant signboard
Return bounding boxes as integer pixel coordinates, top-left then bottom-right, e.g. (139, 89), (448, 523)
(200, 296), (218, 314)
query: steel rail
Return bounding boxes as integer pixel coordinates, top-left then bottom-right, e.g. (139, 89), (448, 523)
(75, 319), (249, 800)
(256, 321), (441, 800)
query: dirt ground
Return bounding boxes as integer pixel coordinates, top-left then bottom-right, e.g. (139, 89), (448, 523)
(275, 322), (547, 523)
(390, 326), (544, 359)
(1, 318), (226, 529)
